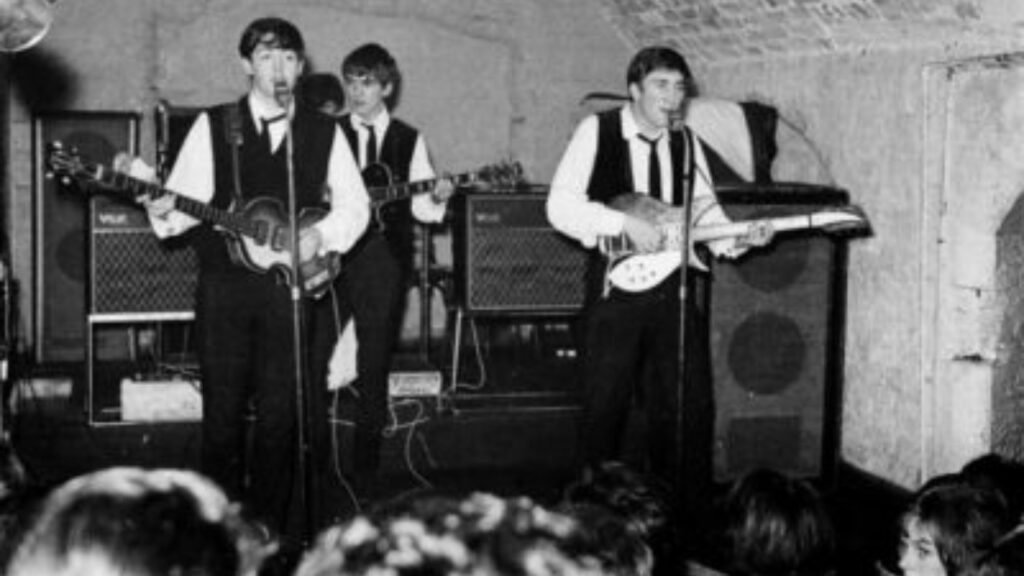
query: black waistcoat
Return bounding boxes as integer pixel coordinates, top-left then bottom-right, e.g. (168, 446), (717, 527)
(583, 109), (693, 299)
(188, 97), (335, 275)
(339, 114), (420, 270)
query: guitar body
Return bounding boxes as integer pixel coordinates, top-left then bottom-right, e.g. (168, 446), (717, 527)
(601, 192), (868, 293)
(362, 162), (394, 192)
(362, 163), (404, 230)
(221, 198), (341, 299)
(603, 193), (691, 292)
(608, 193), (685, 226)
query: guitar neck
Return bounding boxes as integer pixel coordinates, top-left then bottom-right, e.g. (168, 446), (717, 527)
(96, 165), (258, 237)
(603, 214), (818, 253)
(369, 171), (475, 205)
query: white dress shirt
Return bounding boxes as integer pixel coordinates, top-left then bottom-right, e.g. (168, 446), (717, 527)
(349, 109), (446, 224)
(547, 104), (741, 261)
(149, 92), (370, 256)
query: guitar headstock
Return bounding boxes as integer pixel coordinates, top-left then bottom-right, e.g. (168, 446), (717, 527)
(45, 141), (90, 185)
(475, 160), (524, 191)
(817, 204), (872, 236)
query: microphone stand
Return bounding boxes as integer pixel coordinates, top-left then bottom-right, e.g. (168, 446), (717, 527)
(669, 112), (696, 496)
(279, 92), (315, 543)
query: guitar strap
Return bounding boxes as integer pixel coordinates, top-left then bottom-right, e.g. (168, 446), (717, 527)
(223, 102), (245, 208)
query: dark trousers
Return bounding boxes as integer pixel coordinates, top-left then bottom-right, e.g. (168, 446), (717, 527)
(305, 281), (349, 524)
(578, 272), (713, 505)
(195, 271), (306, 534)
(338, 232), (406, 485)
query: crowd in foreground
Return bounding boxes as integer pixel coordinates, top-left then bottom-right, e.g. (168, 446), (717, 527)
(0, 448), (1021, 576)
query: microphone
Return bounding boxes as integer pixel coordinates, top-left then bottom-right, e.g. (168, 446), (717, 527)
(668, 106), (688, 132)
(274, 84), (293, 112)
(155, 99), (170, 180)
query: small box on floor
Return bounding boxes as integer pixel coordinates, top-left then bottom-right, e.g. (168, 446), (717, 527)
(120, 378), (202, 422)
(388, 370), (443, 398)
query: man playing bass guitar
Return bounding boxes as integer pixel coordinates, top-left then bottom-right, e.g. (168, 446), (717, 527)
(129, 17), (369, 540)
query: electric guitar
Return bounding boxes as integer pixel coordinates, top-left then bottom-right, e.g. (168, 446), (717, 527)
(46, 141), (341, 299)
(362, 161), (523, 224)
(600, 193), (869, 292)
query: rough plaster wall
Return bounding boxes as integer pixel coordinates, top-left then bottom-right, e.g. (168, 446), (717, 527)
(927, 62), (1024, 474)
(698, 43), (1024, 487)
(5, 0), (629, 352)
(699, 50), (942, 488)
(594, 0), (1022, 66)
(996, 198), (1024, 463)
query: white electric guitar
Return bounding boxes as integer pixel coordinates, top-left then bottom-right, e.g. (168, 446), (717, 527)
(600, 193), (869, 292)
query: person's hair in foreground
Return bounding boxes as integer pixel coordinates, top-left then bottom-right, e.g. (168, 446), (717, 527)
(716, 468), (836, 576)
(295, 491), (605, 576)
(900, 481), (1013, 576)
(561, 461), (675, 576)
(961, 524), (1024, 576)
(961, 453), (1024, 523)
(4, 467), (271, 576)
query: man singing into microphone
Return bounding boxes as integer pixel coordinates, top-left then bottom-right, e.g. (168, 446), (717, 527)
(134, 17), (369, 539)
(546, 46), (770, 519)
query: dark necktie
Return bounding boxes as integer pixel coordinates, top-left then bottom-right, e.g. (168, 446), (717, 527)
(640, 134), (661, 200)
(363, 123), (378, 167)
(261, 113), (286, 152)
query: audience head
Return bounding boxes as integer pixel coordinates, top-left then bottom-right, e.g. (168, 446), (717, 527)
(899, 481), (1013, 576)
(5, 467), (270, 576)
(558, 502), (653, 576)
(961, 525), (1024, 576)
(561, 461), (674, 575)
(961, 453), (1024, 522)
(718, 468), (836, 576)
(0, 440), (28, 501)
(298, 72), (345, 116)
(295, 491), (603, 576)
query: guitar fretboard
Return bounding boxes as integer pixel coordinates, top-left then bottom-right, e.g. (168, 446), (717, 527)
(368, 172), (478, 205)
(601, 215), (817, 256)
(94, 165), (262, 239)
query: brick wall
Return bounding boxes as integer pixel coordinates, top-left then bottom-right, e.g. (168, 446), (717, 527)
(595, 0), (1014, 64)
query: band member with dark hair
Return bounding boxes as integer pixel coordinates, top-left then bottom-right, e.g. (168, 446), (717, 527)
(132, 17), (369, 536)
(297, 72), (345, 117)
(334, 42), (451, 496)
(546, 46), (771, 501)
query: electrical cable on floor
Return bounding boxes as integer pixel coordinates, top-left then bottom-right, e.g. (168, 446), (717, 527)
(383, 398), (433, 491)
(329, 388), (360, 515)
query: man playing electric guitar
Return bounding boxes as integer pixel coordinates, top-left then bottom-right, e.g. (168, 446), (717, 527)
(332, 42), (453, 498)
(124, 18), (369, 539)
(547, 47), (772, 527)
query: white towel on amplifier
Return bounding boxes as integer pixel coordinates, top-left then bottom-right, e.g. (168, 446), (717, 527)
(327, 318), (358, 391)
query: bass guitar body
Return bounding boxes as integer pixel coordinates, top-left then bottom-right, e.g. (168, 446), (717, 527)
(224, 197), (341, 299)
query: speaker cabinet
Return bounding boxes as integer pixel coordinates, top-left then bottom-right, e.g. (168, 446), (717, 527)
(90, 196), (197, 316)
(33, 112), (138, 363)
(709, 184), (848, 483)
(452, 193), (587, 315)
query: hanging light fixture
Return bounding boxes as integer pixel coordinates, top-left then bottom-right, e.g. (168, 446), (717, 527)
(0, 0), (53, 53)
